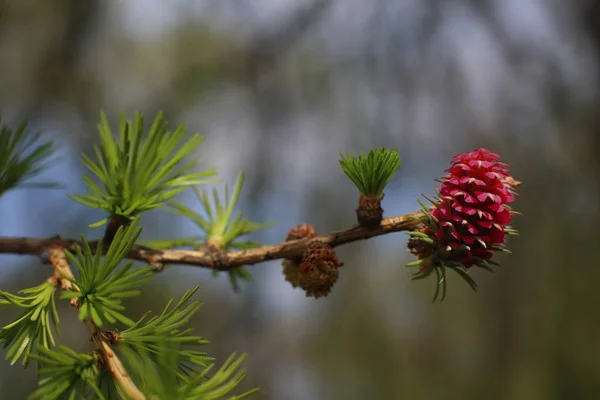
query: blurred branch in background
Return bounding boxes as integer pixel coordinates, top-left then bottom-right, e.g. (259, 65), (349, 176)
(0, 0), (100, 121)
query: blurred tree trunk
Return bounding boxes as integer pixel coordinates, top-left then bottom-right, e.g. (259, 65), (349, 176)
(21, 0), (100, 120)
(579, 0), (600, 161)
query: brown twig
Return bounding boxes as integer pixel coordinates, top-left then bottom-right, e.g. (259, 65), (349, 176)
(87, 321), (146, 400)
(46, 245), (146, 399)
(46, 244), (80, 307)
(0, 211), (425, 271)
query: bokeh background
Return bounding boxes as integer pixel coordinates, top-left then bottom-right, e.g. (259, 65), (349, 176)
(1, 0), (599, 399)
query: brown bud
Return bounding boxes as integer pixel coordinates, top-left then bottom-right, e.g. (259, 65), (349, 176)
(356, 194), (384, 228)
(204, 238), (224, 251)
(284, 223), (318, 265)
(286, 223), (317, 241)
(407, 226), (435, 260)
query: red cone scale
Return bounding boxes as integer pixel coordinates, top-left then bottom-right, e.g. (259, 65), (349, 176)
(431, 148), (518, 268)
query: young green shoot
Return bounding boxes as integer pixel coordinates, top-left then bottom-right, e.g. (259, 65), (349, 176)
(339, 147), (401, 198)
(118, 286), (212, 374)
(60, 219), (155, 326)
(0, 281), (60, 367)
(113, 287), (258, 399)
(29, 346), (102, 400)
(164, 172), (275, 290)
(69, 111), (218, 227)
(124, 339), (258, 400)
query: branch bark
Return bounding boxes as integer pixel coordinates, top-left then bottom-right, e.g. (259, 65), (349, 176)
(0, 211), (425, 270)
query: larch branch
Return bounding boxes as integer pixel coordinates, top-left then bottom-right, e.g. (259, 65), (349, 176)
(47, 246), (146, 399)
(0, 210), (425, 270)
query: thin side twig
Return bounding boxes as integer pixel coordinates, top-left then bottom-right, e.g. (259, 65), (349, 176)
(91, 322), (146, 400)
(47, 246), (146, 400)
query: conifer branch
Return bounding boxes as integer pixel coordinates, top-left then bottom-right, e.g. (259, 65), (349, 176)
(0, 211), (425, 270)
(47, 245), (146, 399)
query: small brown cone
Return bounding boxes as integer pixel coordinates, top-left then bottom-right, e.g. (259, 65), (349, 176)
(298, 242), (344, 298)
(282, 259), (303, 288)
(282, 224), (318, 288)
